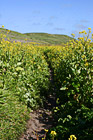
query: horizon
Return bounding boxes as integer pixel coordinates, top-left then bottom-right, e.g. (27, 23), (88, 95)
(0, 27), (71, 36)
(0, 0), (93, 37)
(0, 26), (70, 35)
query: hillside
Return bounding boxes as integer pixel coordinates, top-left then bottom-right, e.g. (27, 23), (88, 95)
(0, 28), (73, 44)
(0, 28), (31, 42)
(24, 32), (73, 44)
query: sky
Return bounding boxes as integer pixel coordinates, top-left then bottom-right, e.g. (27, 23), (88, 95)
(0, 0), (93, 37)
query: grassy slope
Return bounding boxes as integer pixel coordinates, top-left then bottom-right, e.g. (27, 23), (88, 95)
(0, 28), (73, 44)
(24, 32), (73, 44)
(0, 28), (31, 41)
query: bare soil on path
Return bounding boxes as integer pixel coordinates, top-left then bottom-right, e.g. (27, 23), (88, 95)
(20, 70), (56, 140)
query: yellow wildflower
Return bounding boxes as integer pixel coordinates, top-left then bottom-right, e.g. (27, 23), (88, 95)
(88, 39), (91, 42)
(3, 35), (6, 38)
(71, 33), (75, 38)
(68, 135), (77, 140)
(51, 131), (57, 136)
(88, 27), (91, 30)
(44, 129), (48, 132)
(82, 55), (85, 59)
(2, 25), (4, 28)
(85, 62), (89, 67)
(82, 30), (86, 33)
(85, 37), (87, 40)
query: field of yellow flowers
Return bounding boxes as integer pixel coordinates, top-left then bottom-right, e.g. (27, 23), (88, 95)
(0, 27), (93, 140)
(42, 28), (93, 140)
(0, 33), (50, 139)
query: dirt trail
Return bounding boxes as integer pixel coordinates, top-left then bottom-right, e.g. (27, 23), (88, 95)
(20, 69), (56, 140)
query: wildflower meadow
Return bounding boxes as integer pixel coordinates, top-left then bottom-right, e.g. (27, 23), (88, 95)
(0, 27), (93, 140)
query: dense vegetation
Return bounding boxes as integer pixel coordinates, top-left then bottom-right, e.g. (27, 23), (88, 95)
(0, 34), (50, 139)
(43, 29), (93, 140)
(0, 27), (93, 140)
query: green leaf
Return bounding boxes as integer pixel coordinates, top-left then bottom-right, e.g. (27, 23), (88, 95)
(16, 67), (24, 71)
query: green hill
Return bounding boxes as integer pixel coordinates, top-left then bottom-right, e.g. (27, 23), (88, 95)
(0, 28), (31, 42)
(0, 28), (73, 45)
(24, 32), (73, 44)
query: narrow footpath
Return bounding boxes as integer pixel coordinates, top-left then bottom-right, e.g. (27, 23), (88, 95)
(20, 69), (56, 140)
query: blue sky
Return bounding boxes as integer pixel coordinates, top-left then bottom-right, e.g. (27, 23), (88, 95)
(0, 0), (93, 37)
